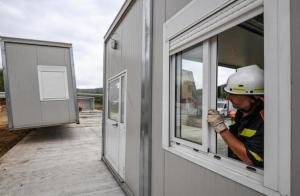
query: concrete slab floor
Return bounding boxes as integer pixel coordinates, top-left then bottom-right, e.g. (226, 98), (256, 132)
(0, 111), (125, 196)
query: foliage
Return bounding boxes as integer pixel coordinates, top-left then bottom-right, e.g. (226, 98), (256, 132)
(0, 70), (4, 92)
(95, 96), (102, 104)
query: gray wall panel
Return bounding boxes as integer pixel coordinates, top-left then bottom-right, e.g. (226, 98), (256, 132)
(4, 41), (77, 129)
(6, 43), (42, 128)
(122, 1), (143, 195)
(151, 0), (166, 195)
(164, 152), (194, 196)
(64, 49), (76, 121)
(291, 0), (300, 195)
(41, 101), (70, 124)
(164, 152), (264, 196)
(106, 26), (125, 80)
(165, 0), (193, 20)
(37, 45), (66, 66)
(105, 0), (143, 195)
(37, 46), (74, 124)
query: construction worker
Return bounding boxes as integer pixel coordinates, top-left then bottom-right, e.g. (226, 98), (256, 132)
(208, 65), (264, 168)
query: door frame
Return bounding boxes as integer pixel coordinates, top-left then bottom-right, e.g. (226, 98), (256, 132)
(105, 70), (127, 180)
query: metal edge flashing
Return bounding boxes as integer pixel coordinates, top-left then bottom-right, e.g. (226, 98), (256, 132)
(165, 0), (238, 42)
(0, 41), (14, 129)
(9, 122), (76, 131)
(139, 0), (153, 195)
(69, 48), (80, 124)
(0, 36), (72, 48)
(102, 40), (107, 159)
(102, 156), (134, 196)
(104, 0), (136, 42)
(77, 96), (95, 100)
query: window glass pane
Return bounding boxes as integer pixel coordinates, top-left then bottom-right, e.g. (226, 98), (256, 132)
(108, 79), (120, 121)
(120, 76), (125, 123)
(175, 44), (203, 144)
(216, 66), (237, 156)
(216, 14), (264, 168)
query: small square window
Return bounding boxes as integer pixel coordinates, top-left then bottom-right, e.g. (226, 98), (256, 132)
(108, 79), (120, 122)
(37, 65), (69, 101)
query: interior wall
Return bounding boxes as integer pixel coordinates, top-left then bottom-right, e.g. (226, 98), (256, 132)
(218, 26), (264, 68)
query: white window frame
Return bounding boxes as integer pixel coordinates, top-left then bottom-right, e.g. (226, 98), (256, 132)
(169, 42), (209, 152)
(106, 70), (127, 123)
(162, 0), (290, 195)
(37, 65), (69, 101)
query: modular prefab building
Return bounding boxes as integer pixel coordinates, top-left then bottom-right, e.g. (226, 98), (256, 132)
(103, 0), (299, 195)
(0, 37), (79, 130)
(77, 97), (95, 111)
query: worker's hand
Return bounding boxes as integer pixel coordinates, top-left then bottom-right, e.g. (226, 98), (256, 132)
(207, 109), (227, 133)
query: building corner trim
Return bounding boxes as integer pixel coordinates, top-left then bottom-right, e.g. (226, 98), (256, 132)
(139, 0), (153, 195)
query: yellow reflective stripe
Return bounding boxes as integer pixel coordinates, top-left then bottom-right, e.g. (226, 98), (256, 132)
(240, 128), (256, 137)
(249, 150), (263, 162)
(232, 87), (246, 93)
(255, 88), (264, 93)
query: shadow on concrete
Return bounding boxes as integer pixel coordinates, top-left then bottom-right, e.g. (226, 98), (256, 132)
(23, 125), (77, 143)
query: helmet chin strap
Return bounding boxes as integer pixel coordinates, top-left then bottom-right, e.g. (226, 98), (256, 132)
(239, 104), (254, 113)
(238, 96), (258, 113)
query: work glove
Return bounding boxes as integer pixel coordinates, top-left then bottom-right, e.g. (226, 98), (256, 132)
(207, 109), (227, 133)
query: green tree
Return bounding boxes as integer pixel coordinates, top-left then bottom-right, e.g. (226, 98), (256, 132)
(0, 69), (4, 92)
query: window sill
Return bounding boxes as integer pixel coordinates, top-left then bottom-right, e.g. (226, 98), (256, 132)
(163, 145), (280, 196)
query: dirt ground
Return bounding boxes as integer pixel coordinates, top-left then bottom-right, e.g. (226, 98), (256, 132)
(95, 103), (103, 110)
(0, 107), (30, 158)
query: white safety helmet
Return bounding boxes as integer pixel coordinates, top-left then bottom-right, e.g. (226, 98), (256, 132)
(224, 65), (264, 95)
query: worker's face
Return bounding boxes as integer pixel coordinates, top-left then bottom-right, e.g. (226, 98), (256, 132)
(226, 94), (254, 111)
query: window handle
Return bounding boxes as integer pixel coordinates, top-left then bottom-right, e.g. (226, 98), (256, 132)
(246, 166), (256, 172)
(112, 123), (118, 127)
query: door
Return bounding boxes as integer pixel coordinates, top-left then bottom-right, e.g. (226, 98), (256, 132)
(105, 71), (126, 179)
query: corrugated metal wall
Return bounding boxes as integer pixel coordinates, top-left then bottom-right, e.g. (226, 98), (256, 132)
(105, 0), (298, 195)
(151, 0), (166, 195)
(151, 0), (264, 195)
(105, 0), (143, 195)
(291, 0), (300, 195)
(5, 43), (76, 128)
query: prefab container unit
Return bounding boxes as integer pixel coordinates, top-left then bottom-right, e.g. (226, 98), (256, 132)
(77, 97), (95, 111)
(0, 37), (79, 130)
(0, 92), (5, 99)
(103, 0), (299, 196)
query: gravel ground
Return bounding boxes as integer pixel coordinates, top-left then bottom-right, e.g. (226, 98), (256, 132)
(0, 108), (30, 158)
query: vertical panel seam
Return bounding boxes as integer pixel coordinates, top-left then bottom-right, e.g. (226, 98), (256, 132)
(140, 0), (153, 195)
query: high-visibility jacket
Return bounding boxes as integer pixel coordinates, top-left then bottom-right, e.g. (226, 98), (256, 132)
(228, 102), (264, 168)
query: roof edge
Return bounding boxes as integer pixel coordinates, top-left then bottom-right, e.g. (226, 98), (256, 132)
(0, 36), (72, 48)
(104, 0), (136, 42)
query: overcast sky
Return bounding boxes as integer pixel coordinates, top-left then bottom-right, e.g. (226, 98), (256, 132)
(0, 0), (125, 89)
